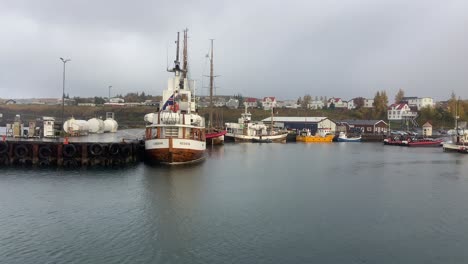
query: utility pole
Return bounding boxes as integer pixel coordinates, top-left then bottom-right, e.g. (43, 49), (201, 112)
(108, 86), (112, 102)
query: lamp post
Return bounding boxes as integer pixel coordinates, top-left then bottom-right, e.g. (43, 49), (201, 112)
(108, 85), (112, 102)
(60, 57), (71, 125)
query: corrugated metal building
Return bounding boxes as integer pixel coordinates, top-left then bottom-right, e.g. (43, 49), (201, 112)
(261, 116), (336, 134)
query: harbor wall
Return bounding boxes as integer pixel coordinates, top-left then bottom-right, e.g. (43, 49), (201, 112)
(0, 140), (145, 167)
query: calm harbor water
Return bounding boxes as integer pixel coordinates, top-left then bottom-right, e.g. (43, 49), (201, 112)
(1, 142), (468, 263)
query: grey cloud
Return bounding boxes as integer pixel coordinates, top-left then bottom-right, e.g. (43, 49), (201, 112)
(1, 0), (467, 101)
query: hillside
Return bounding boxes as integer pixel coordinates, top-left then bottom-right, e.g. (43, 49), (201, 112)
(0, 104), (462, 129)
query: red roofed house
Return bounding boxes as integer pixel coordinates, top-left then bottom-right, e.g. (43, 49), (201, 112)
(387, 103), (417, 120)
(244, 97), (258, 108)
(327, 97), (347, 108)
(262, 96), (277, 110)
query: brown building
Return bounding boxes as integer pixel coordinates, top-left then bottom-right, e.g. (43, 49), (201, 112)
(336, 119), (388, 134)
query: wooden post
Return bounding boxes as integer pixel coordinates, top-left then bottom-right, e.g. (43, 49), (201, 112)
(82, 143), (88, 167)
(57, 144), (63, 166)
(32, 143), (39, 165)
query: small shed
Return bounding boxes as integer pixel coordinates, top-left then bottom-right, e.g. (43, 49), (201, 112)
(422, 122), (432, 137)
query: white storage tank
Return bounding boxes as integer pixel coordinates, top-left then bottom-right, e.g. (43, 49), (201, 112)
(63, 118), (89, 136)
(87, 118), (105, 134)
(104, 118), (118, 133)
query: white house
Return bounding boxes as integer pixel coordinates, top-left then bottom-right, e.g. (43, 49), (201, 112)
(277, 100), (299, 109)
(308, 100), (325, 109)
(327, 98), (347, 108)
(244, 98), (258, 108)
(364, 99), (374, 108)
(262, 96), (277, 110)
(347, 98), (375, 109)
(226, 98), (239, 109)
(213, 97), (226, 107)
(402, 97), (434, 110)
(387, 103), (418, 120)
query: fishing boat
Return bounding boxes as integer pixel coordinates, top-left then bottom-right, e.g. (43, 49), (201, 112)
(441, 99), (468, 153)
(336, 132), (361, 142)
(205, 39), (226, 145)
(225, 105), (287, 143)
(296, 129), (334, 142)
(442, 129), (468, 153)
(144, 30), (206, 164)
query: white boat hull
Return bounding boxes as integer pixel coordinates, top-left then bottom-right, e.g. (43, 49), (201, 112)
(225, 133), (287, 143)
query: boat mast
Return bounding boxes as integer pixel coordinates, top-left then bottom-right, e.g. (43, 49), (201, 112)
(209, 39), (214, 129)
(168, 32), (181, 74)
(270, 106), (274, 135)
(179, 29), (188, 90)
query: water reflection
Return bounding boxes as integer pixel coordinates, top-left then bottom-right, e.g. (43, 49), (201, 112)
(1, 143), (468, 263)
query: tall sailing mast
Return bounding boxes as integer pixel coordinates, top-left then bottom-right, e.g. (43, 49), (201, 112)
(209, 39), (214, 129)
(168, 32), (181, 74)
(179, 29), (188, 90)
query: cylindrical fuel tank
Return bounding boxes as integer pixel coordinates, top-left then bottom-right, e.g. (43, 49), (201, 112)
(87, 118), (105, 133)
(63, 118), (89, 134)
(104, 119), (118, 133)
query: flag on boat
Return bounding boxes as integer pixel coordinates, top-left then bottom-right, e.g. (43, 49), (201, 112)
(162, 94), (175, 110)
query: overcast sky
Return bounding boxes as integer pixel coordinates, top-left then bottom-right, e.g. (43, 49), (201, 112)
(1, 0), (467, 101)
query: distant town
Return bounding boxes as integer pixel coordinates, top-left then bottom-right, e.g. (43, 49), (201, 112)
(1, 90), (465, 126)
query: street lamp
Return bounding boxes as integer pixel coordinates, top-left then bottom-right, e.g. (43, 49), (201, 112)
(60, 57), (71, 125)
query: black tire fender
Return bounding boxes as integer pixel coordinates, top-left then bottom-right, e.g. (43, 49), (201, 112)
(109, 143), (120, 156)
(63, 144), (77, 158)
(120, 144), (131, 158)
(39, 145), (52, 159)
(89, 143), (104, 156)
(14, 144), (28, 158)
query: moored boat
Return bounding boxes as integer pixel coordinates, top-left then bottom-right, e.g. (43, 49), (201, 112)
(225, 105), (287, 143)
(442, 129), (468, 153)
(205, 39), (226, 145)
(336, 132), (361, 142)
(252, 137), (272, 143)
(206, 129), (227, 145)
(407, 138), (443, 147)
(296, 129), (334, 143)
(144, 30), (206, 165)
(383, 136), (405, 146)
